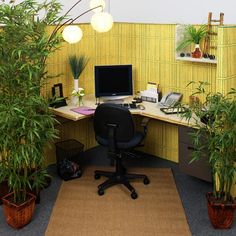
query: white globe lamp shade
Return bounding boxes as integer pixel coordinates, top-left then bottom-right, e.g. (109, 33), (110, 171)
(89, 0), (105, 13)
(91, 12), (113, 33)
(62, 25), (83, 44)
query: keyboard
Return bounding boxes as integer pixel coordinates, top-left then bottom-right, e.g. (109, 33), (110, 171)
(116, 103), (137, 109)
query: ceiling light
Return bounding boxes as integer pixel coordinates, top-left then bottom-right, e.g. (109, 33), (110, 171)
(91, 12), (113, 33)
(62, 25), (83, 44)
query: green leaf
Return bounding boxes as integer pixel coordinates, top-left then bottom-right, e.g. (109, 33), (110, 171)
(0, 0), (66, 203)
(176, 25), (207, 51)
(69, 54), (89, 80)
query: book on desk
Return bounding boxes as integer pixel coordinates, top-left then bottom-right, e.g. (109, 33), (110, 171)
(70, 106), (96, 115)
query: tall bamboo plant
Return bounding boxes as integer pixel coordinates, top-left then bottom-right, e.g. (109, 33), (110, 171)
(180, 81), (236, 202)
(0, 0), (66, 203)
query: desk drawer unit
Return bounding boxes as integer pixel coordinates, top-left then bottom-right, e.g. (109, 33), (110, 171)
(178, 125), (212, 182)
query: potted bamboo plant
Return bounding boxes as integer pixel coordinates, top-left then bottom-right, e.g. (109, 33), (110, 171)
(180, 81), (236, 229)
(69, 54), (89, 106)
(0, 0), (65, 229)
(176, 25), (207, 58)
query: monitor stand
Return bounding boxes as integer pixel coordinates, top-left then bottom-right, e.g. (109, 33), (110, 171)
(95, 97), (124, 105)
(103, 98), (124, 104)
(102, 95), (130, 104)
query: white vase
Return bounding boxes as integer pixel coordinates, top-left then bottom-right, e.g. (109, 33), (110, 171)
(71, 79), (79, 106)
(74, 79), (79, 91)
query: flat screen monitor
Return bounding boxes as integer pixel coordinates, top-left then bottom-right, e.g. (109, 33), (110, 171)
(95, 64), (133, 99)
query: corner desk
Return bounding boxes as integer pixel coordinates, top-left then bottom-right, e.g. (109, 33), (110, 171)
(48, 94), (211, 183)
(52, 94), (193, 124)
(50, 95), (236, 196)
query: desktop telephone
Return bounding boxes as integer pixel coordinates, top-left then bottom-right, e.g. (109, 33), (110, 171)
(160, 92), (182, 107)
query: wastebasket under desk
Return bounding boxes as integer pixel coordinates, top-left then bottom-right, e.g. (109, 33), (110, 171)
(55, 139), (85, 167)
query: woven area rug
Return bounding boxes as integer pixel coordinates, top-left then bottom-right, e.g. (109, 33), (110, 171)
(45, 167), (191, 236)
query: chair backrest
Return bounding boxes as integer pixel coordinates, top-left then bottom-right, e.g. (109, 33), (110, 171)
(94, 103), (135, 142)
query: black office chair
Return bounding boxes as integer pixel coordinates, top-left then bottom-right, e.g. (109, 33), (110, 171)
(93, 103), (150, 199)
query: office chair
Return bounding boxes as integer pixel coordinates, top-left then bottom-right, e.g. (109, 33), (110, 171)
(93, 103), (150, 199)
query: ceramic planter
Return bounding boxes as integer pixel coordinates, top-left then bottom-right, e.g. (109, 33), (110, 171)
(206, 192), (236, 229)
(192, 44), (202, 58)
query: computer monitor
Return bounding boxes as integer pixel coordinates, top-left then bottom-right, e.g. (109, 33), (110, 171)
(95, 64), (133, 101)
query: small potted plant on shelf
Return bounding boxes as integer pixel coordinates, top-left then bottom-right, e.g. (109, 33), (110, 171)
(0, 0), (66, 229)
(176, 25), (207, 58)
(180, 81), (236, 229)
(69, 54), (89, 106)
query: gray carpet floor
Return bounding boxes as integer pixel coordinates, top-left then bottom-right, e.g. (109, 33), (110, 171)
(0, 145), (236, 236)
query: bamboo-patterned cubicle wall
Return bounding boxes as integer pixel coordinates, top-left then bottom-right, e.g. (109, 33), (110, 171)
(217, 26), (236, 93)
(44, 23), (236, 165)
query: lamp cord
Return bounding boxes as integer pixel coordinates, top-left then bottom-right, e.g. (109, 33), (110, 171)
(49, 4), (103, 43)
(44, 1), (103, 65)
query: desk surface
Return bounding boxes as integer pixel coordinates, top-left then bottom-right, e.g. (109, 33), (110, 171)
(51, 95), (195, 127)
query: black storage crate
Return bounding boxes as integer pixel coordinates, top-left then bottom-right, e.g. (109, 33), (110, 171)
(55, 139), (85, 180)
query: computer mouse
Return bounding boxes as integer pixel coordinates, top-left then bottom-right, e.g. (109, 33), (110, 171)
(137, 104), (145, 110)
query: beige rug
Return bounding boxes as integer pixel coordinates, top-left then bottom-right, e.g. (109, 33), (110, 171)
(45, 167), (191, 236)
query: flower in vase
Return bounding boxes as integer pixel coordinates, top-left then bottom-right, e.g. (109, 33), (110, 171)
(72, 87), (85, 98)
(72, 88), (85, 106)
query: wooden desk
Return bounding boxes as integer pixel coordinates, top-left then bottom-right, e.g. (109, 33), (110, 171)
(51, 96), (236, 193)
(48, 95), (196, 165)
(52, 94), (194, 126)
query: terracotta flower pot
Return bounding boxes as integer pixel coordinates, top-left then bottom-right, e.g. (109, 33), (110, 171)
(2, 192), (36, 229)
(0, 181), (10, 205)
(0, 176), (49, 205)
(206, 192), (236, 229)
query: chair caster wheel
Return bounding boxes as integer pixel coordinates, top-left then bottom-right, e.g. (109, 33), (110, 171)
(98, 184), (104, 190)
(143, 177), (150, 185)
(94, 173), (101, 180)
(98, 189), (104, 196)
(131, 191), (138, 199)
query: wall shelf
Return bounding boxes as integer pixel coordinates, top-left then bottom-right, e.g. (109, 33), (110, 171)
(176, 56), (217, 64)
(175, 25), (217, 64)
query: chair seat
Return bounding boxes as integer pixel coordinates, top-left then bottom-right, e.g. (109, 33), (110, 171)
(96, 131), (144, 149)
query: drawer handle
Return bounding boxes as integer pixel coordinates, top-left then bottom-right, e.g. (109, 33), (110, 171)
(187, 146), (196, 151)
